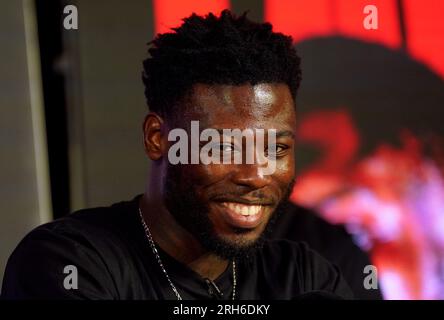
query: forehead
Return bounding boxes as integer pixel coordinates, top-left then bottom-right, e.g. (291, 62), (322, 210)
(182, 83), (296, 129)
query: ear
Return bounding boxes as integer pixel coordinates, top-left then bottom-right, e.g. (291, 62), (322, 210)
(143, 112), (166, 160)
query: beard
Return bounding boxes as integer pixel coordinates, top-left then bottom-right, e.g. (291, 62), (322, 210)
(163, 164), (295, 261)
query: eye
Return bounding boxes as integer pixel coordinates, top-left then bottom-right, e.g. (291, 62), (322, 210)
(209, 143), (238, 154)
(266, 144), (289, 157)
(220, 143), (235, 153)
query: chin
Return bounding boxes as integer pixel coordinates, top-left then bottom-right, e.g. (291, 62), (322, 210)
(204, 224), (270, 260)
(220, 232), (261, 247)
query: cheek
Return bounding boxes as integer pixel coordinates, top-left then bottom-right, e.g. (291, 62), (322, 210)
(273, 157), (296, 187)
(180, 164), (232, 194)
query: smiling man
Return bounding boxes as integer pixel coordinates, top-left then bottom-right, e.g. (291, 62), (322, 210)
(1, 10), (352, 300)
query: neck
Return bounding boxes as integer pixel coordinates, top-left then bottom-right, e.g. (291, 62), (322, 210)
(139, 184), (229, 280)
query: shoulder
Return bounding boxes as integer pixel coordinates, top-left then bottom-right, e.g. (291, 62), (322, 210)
(1, 198), (140, 299)
(270, 202), (357, 250)
(258, 239), (321, 277)
(260, 238), (317, 262)
(269, 202), (381, 299)
(21, 198), (138, 249)
(257, 239), (354, 299)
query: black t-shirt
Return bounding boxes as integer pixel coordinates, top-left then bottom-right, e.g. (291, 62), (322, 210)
(1, 196), (353, 300)
(268, 202), (383, 300)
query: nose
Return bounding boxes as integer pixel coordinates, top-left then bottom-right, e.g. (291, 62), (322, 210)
(230, 163), (272, 190)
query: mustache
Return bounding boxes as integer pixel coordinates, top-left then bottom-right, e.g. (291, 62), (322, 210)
(209, 178), (296, 206)
(210, 191), (277, 206)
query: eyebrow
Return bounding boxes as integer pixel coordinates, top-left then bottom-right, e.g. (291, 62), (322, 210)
(276, 130), (295, 139)
(211, 129), (295, 139)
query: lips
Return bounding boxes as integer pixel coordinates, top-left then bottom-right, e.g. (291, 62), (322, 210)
(214, 201), (268, 229)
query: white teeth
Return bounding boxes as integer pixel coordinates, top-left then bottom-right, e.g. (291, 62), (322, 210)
(223, 203), (262, 216)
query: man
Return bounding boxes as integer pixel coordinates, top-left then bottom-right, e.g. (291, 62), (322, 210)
(1, 10), (352, 300)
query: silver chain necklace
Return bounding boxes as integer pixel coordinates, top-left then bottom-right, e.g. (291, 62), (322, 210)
(138, 208), (237, 300)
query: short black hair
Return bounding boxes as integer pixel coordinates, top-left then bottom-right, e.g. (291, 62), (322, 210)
(142, 9), (301, 118)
